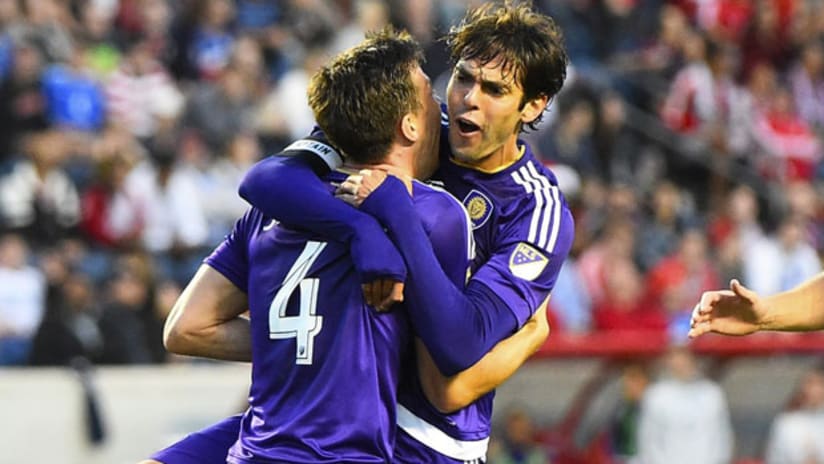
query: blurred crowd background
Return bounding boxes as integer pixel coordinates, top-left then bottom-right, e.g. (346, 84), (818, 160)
(2, 0), (824, 462)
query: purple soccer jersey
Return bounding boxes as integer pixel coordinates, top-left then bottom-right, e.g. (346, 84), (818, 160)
(392, 111), (575, 463)
(158, 171), (472, 464)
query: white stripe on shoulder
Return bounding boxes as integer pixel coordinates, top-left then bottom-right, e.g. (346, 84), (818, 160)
(510, 169), (535, 243)
(417, 180), (476, 262)
(511, 166), (546, 247)
(511, 162), (560, 252)
(526, 161), (560, 251)
(396, 403), (488, 461)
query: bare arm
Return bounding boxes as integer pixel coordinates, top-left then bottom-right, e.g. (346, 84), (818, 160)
(689, 274), (824, 337)
(418, 300), (550, 413)
(163, 264), (251, 361)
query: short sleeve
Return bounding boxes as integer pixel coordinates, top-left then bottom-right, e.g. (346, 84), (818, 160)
(204, 209), (259, 292)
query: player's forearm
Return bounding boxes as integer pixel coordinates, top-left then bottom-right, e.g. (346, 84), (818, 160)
(361, 177), (518, 375)
(164, 316), (252, 362)
(163, 265), (252, 362)
(239, 156), (364, 241)
(239, 155), (406, 282)
(421, 312), (549, 413)
(761, 272), (824, 331)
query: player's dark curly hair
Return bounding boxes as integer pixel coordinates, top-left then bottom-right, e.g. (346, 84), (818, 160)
(307, 27), (424, 164)
(446, 0), (568, 130)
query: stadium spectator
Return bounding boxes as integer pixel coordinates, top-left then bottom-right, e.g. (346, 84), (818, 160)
(578, 218), (636, 307)
(97, 259), (153, 364)
(534, 83), (599, 177)
(743, 214), (822, 296)
(764, 367), (824, 464)
(105, 35), (184, 139)
(41, 46), (107, 132)
(188, 0), (236, 80)
(593, 257), (667, 333)
(753, 86), (822, 182)
(638, 346), (733, 464)
(29, 272), (102, 366)
(788, 40), (824, 131)
(184, 65), (254, 155)
(254, 46), (328, 142)
(80, 133), (144, 249)
(546, 259), (592, 334)
(645, 229), (720, 338)
(487, 407), (549, 464)
(637, 180), (691, 272)
(123, 135), (208, 284)
(0, 130), (80, 245)
(0, 233), (46, 365)
(0, 36), (49, 162)
(198, 132), (261, 243)
(607, 362), (652, 461)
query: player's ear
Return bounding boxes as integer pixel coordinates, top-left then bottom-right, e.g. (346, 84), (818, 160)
(520, 94), (549, 125)
(400, 112), (420, 143)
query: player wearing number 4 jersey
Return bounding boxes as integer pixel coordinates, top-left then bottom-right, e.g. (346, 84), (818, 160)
(238, 3), (574, 463)
(145, 28), (550, 464)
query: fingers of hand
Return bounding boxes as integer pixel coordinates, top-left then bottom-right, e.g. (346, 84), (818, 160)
(338, 176), (362, 195)
(376, 280), (404, 311)
(390, 282), (404, 303)
(730, 279), (754, 302)
(359, 169), (387, 191)
(335, 192), (361, 206)
(364, 280), (404, 311)
(365, 282), (383, 309)
(370, 282), (385, 311)
(376, 280), (393, 311)
(688, 323), (709, 338)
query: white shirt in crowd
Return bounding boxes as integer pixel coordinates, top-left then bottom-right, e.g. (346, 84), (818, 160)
(125, 161), (209, 253)
(638, 378), (733, 464)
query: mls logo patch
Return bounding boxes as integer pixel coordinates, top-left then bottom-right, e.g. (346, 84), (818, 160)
(463, 189), (493, 229)
(509, 242), (548, 281)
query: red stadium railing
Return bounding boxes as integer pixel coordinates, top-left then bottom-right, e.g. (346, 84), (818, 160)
(534, 330), (824, 359)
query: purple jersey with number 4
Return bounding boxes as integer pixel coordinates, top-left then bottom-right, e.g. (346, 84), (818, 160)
(393, 108), (575, 463)
(200, 171), (471, 464)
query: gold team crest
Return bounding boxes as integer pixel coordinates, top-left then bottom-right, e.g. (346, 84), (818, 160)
(463, 189), (493, 229)
(509, 242), (548, 281)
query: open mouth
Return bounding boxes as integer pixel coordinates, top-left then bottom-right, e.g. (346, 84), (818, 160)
(456, 117), (481, 135)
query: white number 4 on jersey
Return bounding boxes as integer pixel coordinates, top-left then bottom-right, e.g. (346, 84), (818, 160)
(269, 241), (326, 365)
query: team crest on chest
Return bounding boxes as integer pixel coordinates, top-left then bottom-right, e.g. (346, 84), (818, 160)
(462, 189), (493, 230)
(509, 242), (548, 281)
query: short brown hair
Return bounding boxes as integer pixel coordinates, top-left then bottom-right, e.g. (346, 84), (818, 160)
(307, 28), (423, 164)
(446, 1), (568, 129)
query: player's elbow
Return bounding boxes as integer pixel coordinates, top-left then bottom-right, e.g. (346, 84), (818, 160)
(536, 316), (550, 346)
(162, 323), (187, 354)
(162, 319), (192, 355)
(431, 389), (475, 414)
(422, 378), (473, 414)
(162, 303), (206, 356)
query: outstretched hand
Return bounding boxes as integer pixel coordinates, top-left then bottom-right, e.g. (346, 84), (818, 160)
(688, 279), (766, 338)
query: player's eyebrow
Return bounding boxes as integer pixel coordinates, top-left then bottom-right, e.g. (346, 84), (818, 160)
(455, 61), (513, 94)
